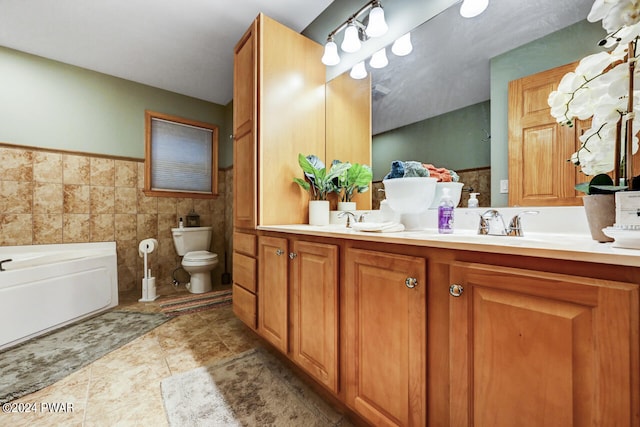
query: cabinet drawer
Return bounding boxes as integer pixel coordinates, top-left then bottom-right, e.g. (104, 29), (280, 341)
(234, 232), (256, 256)
(232, 284), (256, 329)
(233, 252), (257, 293)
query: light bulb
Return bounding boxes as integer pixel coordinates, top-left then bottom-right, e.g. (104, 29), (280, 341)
(460, 0), (489, 18)
(341, 23), (361, 53)
(365, 5), (388, 37)
(350, 61), (367, 79)
(391, 33), (413, 56)
(369, 48), (388, 69)
(321, 40), (340, 66)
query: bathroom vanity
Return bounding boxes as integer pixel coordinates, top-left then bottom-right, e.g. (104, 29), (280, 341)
(232, 223), (640, 426)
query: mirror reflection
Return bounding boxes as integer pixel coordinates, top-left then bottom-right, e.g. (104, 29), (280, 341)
(365, 0), (599, 207)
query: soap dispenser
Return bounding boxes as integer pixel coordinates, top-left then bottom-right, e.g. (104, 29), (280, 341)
(468, 192), (479, 208)
(438, 188), (454, 234)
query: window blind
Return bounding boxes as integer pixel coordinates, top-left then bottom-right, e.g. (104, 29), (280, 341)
(150, 118), (212, 193)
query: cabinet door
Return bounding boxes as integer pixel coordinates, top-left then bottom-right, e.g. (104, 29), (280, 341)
(449, 262), (639, 427)
(233, 21), (257, 229)
(344, 248), (427, 427)
(258, 235), (289, 353)
(290, 240), (339, 393)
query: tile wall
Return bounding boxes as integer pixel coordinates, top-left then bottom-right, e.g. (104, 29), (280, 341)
(0, 144), (233, 294)
(372, 167), (492, 209)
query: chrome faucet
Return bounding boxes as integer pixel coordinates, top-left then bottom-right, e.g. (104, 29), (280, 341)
(478, 209), (538, 236)
(338, 211), (357, 228)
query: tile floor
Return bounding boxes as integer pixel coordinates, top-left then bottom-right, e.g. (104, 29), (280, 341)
(3, 285), (262, 427)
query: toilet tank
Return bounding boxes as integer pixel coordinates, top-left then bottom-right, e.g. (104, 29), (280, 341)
(171, 226), (213, 256)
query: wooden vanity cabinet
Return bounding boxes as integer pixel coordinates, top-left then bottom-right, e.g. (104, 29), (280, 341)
(232, 231), (257, 329)
(258, 234), (340, 393)
(448, 261), (639, 427)
(343, 247), (427, 427)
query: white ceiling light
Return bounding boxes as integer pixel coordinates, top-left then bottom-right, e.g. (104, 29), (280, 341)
(365, 1), (388, 37)
(391, 33), (413, 56)
(341, 22), (362, 53)
(350, 61), (368, 79)
(460, 0), (489, 18)
(369, 48), (388, 69)
(321, 38), (340, 66)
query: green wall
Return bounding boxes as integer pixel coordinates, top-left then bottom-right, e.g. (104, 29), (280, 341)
(372, 100), (491, 181)
(0, 46), (232, 166)
(490, 20), (605, 206)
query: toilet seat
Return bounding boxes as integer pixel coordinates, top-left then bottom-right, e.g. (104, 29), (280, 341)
(183, 250), (218, 263)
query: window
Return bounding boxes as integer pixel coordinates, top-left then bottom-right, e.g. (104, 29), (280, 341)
(144, 110), (218, 198)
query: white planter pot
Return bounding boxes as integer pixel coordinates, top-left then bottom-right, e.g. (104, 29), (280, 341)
(337, 201), (357, 211)
(309, 200), (330, 226)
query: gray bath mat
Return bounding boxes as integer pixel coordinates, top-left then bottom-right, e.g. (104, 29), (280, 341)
(0, 310), (169, 404)
(161, 347), (351, 426)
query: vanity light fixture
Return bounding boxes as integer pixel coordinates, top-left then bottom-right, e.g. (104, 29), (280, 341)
(321, 0), (389, 66)
(350, 61), (368, 79)
(459, 0), (489, 18)
(369, 48), (388, 69)
(391, 32), (412, 56)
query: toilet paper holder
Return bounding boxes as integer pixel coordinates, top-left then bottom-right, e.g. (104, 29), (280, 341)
(138, 238), (159, 302)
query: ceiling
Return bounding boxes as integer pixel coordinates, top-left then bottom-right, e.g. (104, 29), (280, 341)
(369, 0), (596, 134)
(0, 0), (596, 133)
(0, 0), (335, 105)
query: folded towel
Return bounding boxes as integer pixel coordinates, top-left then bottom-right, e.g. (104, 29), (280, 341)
(422, 163), (452, 182)
(403, 161), (429, 177)
(383, 160), (405, 180)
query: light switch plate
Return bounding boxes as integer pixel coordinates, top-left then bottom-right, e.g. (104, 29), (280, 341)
(500, 179), (509, 193)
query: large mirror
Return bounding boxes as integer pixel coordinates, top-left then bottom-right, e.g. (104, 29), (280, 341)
(362, 0), (601, 206)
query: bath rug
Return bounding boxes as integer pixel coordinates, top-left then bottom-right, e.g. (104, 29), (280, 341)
(159, 289), (232, 316)
(161, 347), (351, 427)
(0, 310), (168, 404)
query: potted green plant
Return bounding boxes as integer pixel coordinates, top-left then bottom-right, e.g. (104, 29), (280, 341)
(331, 161), (373, 211)
(294, 154), (350, 225)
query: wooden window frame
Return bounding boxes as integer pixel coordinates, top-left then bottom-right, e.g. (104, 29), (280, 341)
(144, 110), (219, 199)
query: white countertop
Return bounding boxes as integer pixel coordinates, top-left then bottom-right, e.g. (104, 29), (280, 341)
(258, 207), (640, 267)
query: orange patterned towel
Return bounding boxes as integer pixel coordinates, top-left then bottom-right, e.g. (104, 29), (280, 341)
(422, 164), (452, 182)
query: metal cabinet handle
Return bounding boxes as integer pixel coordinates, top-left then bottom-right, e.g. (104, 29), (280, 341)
(275, 249), (284, 256)
(449, 284), (464, 297)
(289, 252), (297, 259)
(405, 277), (418, 288)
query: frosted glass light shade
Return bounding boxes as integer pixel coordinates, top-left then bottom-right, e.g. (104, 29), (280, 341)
(392, 33), (413, 56)
(369, 48), (388, 69)
(321, 40), (340, 66)
(350, 61), (367, 79)
(365, 5), (388, 37)
(460, 0), (489, 18)
(341, 23), (361, 53)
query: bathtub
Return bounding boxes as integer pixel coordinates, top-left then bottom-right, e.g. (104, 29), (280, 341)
(0, 242), (118, 350)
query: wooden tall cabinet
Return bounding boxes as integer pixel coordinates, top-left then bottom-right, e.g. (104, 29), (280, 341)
(343, 248), (427, 427)
(448, 261), (639, 426)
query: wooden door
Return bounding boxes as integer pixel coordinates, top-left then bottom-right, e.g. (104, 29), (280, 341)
(449, 261), (639, 427)
(258, 235), (289, 353)
(344, 248), (427, 427)
(233, 21), (257, 229)
(290, 240), (339, 393)
(508, 62), (581, 206)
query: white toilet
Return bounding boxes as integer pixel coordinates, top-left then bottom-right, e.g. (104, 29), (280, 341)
(171, 226), (219, 294)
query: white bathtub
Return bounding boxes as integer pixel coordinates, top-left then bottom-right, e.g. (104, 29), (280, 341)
(0, 242), (118, 350)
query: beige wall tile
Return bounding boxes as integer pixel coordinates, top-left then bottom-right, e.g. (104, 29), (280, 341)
(176, 198), (194, 219)
(1, 214), (33, 245)
(63, 184), (90, 214)
(90, 158), (115, 187)
(0, 147), (33, 181)
(33, 182), (63, 214)
(33, 214), (63, 244)
(63, 155), (90, 185)
(90, 186), (115, 214)
(115, 187), (137, 214)
(115, 213), (137, 241)
(90, 214), (115, 242)
(158, 213), (177, 239)
(136, 189), (157, 214)
(0, 181), (33, 214)
(115, 160), (138, 188)
(157, 197), (177, 214)
(137, 162), (145, 189)
(63, 213), (90, 242)
(136, 214), (158, 241)
(33, 151), (62, 183)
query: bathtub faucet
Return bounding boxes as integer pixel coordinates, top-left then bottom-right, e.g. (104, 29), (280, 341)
(0, 258), (12, 271)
